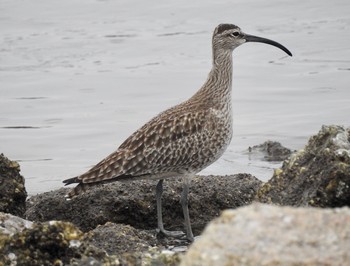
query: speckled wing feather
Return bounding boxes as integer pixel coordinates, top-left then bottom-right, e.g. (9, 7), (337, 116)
(64, 99), (231, 198)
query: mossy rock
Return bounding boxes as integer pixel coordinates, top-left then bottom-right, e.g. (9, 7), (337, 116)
(0, 154), (27, 217)
(256, 125), (350, 207)
(0, 221), (82, 265)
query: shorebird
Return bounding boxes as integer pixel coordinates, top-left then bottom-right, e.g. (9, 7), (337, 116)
(63, 23), (292, 242)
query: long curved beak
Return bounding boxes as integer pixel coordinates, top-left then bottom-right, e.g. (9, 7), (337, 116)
(245, 34), (292, 56)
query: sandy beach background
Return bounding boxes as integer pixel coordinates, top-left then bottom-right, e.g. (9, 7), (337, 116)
(1, 0), (349, 195)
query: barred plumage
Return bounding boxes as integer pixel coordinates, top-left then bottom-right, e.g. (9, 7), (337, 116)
(63, 23), (292, 241)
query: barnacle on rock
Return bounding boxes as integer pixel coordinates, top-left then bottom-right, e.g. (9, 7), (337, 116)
(0, 221), (83, 265)
(257, 125), (350, 207)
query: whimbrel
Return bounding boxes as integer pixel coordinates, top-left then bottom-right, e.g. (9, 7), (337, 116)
(63, 23), (292, 242)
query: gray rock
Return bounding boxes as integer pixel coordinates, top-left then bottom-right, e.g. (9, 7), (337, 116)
(256, 125), (350, 207)
(0, 211), (33, 235)
(26, 174), (261, 237)
(0, 220), (108, 266)
(181, 203), (350, 266)
(0, 154), (27, 217)
(0, 216), (181, 266)
(82, 222), (158, 255)
(248, 140), (293, 161)
(80, 222), (182, 266)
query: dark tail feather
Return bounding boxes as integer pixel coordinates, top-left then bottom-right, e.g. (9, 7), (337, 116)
(63, 176), (88, 200)
(63, 176), (79, 186)
(63, 173), (141, 199)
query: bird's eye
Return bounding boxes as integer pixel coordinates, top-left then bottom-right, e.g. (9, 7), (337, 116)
(230, 31), (240, 37)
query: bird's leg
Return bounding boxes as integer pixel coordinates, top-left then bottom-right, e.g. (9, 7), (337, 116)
(156, 179), (184, 237)
(180, 176), (194, 242)
(156, 179), (166, 232)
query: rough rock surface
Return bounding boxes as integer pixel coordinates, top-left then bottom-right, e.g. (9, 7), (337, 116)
(0, 154), (27, 217)
(256, 125), (350, 207)
(26, 174), (262, 236)
(248, 140), (293, 161)
(82, 222), (158, 255)
(0, 212), (33, 235)
(82, 223), (182, 265)
(0, 213), (180, 266)
(0, 220), (108, 266)
(181, 203), (350, 266)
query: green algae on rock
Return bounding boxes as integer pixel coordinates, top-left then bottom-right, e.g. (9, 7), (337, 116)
(0, 217), (181, 266)
(0, 154), (27, 217)
(256, 125), (350, 207)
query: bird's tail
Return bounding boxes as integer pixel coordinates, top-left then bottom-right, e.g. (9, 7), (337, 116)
(62, 176), (79, 186)
(63, 176), (92, 199)
(64, 182), (97, 200)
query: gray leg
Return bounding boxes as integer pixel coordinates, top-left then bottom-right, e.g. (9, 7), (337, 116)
(180, 176), (194, 242)
(156, 179), (165, 232)
(156, 179), (184, 237)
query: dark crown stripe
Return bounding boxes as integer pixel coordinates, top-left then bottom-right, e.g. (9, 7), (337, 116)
(216, 24), (238, 34)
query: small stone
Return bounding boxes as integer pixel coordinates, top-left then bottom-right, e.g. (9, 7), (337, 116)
(248, 140), (293, 161)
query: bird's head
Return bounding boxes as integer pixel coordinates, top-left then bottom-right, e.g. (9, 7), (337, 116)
(213, 23), (292, 56)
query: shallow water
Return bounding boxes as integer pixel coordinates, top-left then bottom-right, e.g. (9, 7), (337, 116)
(1, 0), (350, 195)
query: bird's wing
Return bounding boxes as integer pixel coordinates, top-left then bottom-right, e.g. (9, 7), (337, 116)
(67, 106), (215, 185)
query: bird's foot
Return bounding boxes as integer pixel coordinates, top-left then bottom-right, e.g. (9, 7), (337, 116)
(156, 228), (185, 238)
(156, 228), (196, 243)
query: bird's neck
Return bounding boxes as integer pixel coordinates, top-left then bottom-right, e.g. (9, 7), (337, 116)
(192, 49), (233, 108)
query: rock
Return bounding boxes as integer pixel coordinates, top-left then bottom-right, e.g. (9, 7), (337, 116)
(22, 172), (260, 264)
(256, 125), (350, 207)
(180, 203), (350, 266)
(82, 222), (182, 265)
(0, 220), (112, 266)
(82, 222), (158, 255)
(0, 215), (180, 266)
(0, 154), (27, 217)
(248, 140), (293, 161)
(26, 174), (262, 236)
(0, 217), (126, 266)
(0, 212), (33, 235)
